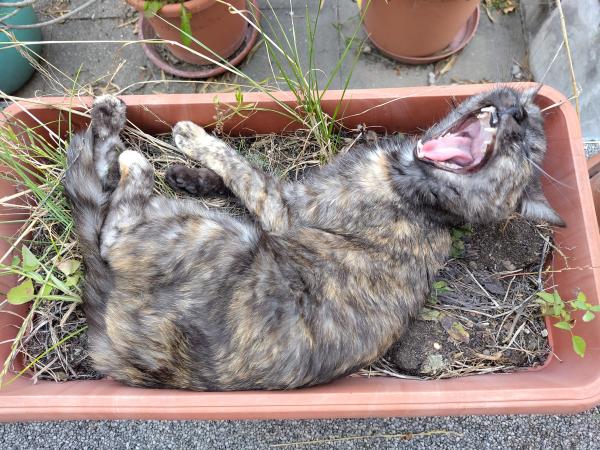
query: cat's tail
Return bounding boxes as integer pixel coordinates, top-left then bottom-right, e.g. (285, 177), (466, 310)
(63, 122), (115, 331)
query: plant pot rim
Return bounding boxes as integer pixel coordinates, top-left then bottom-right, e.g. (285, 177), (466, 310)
(1, 84), (599, 420)
(125, 0), (225, 17)
(365, 5), (480, 64)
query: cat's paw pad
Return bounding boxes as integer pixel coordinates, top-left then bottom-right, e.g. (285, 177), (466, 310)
(118, 150), (151, 179)
(173, 121), (215, 157)
(166, 164), (229, 196)
(166, 164), (201, 194)
(91, 95), (127, 138)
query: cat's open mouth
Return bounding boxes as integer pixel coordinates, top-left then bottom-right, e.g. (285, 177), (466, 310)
(416, 106), (498, 173)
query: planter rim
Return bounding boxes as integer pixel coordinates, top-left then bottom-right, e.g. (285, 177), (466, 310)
(125, 0), (222, 17)
(1, 84), (599, 420)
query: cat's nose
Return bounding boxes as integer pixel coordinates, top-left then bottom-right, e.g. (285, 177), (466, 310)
(499, 105), (526, 123)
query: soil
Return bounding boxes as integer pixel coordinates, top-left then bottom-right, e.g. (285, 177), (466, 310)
(23, 131), (553, 381)
(379, 217), (552, 379)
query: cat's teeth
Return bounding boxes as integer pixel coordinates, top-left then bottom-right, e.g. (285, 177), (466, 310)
(485, 127), (497, 133)
(480, 106), (497, 114)
(417, 139), (423, 154)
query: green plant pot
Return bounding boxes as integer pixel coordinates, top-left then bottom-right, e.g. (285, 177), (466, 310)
(0, 1), (42, 95)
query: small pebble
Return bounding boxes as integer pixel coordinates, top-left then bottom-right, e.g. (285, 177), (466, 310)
(541, 329), (549, 337)
(362, 44), (372, 54)
(433, 342), (442, 350)
(502, 260), (516, 271)
(475, 322), (490, 330)
(511, 63), (523, 80)
(428, 72), (436, 85)
(482, 349), (491, 356)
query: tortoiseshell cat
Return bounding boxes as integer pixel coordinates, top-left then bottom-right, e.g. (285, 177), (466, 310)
(63, 87), (564, 390)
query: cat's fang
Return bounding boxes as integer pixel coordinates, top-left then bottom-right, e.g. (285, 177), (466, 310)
(479, 106), (499, 127)
(417, 139), (424, 156)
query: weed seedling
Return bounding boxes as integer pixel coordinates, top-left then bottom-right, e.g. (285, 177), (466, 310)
(450, 225), (473, 258)
(536, 290), (600, 357)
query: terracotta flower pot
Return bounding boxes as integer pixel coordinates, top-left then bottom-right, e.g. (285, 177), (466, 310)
(359, 0), (480, 64)
(1, 84), (599, 420)
(125, 0), (249, 65)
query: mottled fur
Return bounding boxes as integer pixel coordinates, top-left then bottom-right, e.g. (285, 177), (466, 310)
(63, 88), (562, 391)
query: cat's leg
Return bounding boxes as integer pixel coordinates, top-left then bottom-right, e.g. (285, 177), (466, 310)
(89, 95), (126, 192)
(165, 164), (230, 196)
(172, 121), (290, 233)
(100, 150), (154, 258)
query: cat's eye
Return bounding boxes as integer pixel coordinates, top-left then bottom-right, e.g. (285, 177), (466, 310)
(499, 105), (527, 124)
(515, 108), (527, 123)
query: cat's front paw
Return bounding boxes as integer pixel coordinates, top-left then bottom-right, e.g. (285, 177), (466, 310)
(173, 121), (218, 159)
(166, 164), (229, 196)
(91, 95), (126, 138)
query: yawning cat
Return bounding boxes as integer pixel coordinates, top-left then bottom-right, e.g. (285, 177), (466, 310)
(63, 87), (563, 390)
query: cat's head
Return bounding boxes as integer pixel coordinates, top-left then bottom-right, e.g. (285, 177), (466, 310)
(406, 86), (564, 226)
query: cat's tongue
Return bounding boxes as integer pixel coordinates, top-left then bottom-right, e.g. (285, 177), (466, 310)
(419, 135), (473, 166)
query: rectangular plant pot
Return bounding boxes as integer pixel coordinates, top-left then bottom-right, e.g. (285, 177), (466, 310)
(1, 84), (599, 421)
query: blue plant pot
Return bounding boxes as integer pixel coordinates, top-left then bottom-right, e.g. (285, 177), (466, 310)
(0, 1), (42, 94)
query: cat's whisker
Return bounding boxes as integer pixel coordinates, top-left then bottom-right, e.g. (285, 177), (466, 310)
(524, 155), (574, 190)
(540, 91), (581, 113)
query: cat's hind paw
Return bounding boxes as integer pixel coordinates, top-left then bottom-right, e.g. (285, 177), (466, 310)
(173, 121), (219, 159)
(91, 95), (127, 139)
(118, 150), (152, 181)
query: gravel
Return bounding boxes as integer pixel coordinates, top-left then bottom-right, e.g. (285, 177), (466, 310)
(1, 407), (599, 449)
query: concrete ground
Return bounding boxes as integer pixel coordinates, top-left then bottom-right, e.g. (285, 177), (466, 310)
(19, 0), (528, 98)
(4, 0), (600, 448)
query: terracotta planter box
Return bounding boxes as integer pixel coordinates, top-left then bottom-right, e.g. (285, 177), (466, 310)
(1, 84), (599, 420)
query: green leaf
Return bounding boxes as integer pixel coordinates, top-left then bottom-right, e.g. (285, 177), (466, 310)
(451, 229), (464, 240)
(589, 305), (600, 312)
(57, 259), (80, 276)
(11, 255), (20, 267)
(235, 88), (244, 104)
(65, 274), (80, 287)
(576, 291), (587, 304)
(38, 283), (53, 297)
(7, 279), (35, 304)
(552, 302), (563, 317)
(553, 321), (572, 330)
(572, 335), (586, 357)
(22, 246), (40, 272)
(419, 308), (443, 321)
(536, 291), (556, 304)
(143, 1), (163, 17)
(440, 316), (470, 344)
(180, 5), (193, 47)
(582, 311), (596, 322)
(433, 281), (448, 290)
(571, 299), (588, 310)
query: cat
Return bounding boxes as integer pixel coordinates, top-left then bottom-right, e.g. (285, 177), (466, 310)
(63, 87), (564, 391)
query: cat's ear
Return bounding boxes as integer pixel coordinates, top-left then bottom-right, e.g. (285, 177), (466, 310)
(521, 84), (543, 105)
(519, 182), (565, 227)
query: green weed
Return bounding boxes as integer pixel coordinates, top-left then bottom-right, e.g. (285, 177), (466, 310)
(536, 290), (600, 357)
